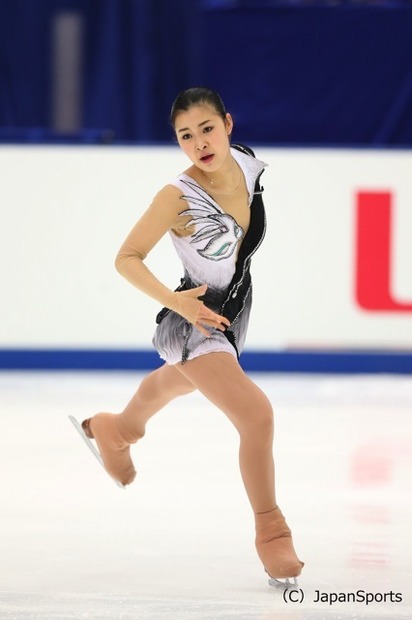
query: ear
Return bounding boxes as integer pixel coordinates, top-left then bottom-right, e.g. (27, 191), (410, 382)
(225, 113), (234, 136)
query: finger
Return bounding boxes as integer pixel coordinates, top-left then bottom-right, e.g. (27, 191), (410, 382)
(198, 316), (222, 330)
(195, 318), (229, 335)
(200, 309), (230, 327)
(198, 318), (224, 330)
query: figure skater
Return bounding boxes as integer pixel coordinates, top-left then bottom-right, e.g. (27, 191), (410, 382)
(81, 87), (303, 584)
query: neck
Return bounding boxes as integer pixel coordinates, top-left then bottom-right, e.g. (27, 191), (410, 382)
(200, 156), (241, 193)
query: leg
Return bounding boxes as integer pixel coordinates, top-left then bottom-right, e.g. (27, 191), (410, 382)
(175, 352), (275, 513)
(119, 363), (196, 439)
(175, 352), (303, 579)
(82, 364), (195, 485)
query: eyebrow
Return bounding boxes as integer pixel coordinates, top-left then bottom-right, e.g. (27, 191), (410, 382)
(177, 119), (211, 133)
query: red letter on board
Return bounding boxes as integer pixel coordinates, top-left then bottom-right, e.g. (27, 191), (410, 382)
(355, 191), (412, 311)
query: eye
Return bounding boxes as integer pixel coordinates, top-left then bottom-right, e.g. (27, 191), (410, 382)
(181, 133), (191, 141)
(203, 126), (213, 134)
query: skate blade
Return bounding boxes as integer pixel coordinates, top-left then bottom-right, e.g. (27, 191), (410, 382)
(68, 415), (126, 489)
(268, 577), (298, 589)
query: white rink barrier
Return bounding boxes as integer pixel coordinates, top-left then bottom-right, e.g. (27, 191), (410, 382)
(0, 145), (411, 371)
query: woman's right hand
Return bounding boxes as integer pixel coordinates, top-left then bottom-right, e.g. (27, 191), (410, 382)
(171, 284), (231, 337)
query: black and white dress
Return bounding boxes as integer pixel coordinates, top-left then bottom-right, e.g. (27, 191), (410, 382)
(153, 145), (267, 365)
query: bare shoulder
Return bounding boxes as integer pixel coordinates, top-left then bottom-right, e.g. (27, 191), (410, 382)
(150, 183), (196, 238)
(151, 183), (182, 206)
(148, 183), (183, 215)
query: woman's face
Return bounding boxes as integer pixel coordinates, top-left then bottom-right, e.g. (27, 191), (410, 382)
(174, 104), (233, 172)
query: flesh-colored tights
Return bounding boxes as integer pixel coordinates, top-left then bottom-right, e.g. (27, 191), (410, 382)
(119, 352), (276, 513)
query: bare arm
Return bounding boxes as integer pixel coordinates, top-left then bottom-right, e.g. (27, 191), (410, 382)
(115, 185), (182, 308)
(115, 185), (230, 335)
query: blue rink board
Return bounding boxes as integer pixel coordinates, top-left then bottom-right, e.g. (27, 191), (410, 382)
(0, 349), (411, 374)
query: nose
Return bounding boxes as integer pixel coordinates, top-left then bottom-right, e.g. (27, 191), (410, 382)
(196, 138), (207, 151)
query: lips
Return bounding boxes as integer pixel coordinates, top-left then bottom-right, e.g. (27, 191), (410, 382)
(200, 154), (214, 164)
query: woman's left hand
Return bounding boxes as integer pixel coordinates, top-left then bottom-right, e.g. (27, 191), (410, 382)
(172, 284), (231, 337)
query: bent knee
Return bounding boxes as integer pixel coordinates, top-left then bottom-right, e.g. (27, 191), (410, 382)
(254, 407), (274, 434)
(237, 397), (274, 436)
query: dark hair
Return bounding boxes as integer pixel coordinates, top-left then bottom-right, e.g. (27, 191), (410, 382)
(170, 87), (227, 127)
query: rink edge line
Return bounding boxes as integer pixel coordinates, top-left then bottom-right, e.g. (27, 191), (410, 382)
(0, 349), (411, 374)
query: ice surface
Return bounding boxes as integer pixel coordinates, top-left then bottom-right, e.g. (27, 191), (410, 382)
(0, 371), (411, 619)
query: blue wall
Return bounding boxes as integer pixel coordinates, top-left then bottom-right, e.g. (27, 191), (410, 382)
(1, 1), (412, 145)
(2, 349), (412, 374)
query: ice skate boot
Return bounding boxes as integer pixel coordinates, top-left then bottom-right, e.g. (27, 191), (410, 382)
(81, 413), (137, 486)
(255, 506), (304, 588)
